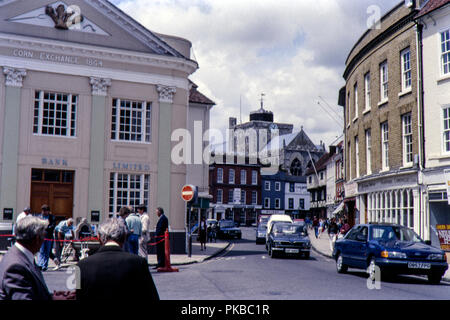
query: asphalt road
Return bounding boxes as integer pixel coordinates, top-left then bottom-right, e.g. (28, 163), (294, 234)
(44, 227), (450, 300)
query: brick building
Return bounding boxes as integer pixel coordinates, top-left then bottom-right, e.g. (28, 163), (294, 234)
(209, 155), (262, 225)
(340, 1), (425, 234)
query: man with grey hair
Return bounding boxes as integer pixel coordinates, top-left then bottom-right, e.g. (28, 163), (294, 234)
(0, 216), (52, 300)
(76, 218), (159, 300)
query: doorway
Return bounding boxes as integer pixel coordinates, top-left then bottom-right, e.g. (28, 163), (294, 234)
(31, 169), (74, 220)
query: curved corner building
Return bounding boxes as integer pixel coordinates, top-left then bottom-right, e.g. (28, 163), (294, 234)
(341, 1), (425, 236)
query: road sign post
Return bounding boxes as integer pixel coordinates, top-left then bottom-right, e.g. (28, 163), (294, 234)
(182, 185), (197, 257)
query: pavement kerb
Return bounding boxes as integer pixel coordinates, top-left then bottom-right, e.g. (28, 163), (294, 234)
(310, 243), (334, 260)
(202, 241), (232, 262)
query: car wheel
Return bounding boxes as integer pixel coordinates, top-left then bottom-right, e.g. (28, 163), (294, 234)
(336, 253), (347, 273)
(427, 273), (443, 285)
(269, 244), (276, 258)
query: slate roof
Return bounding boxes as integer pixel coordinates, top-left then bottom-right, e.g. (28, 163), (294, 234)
(189, 83), (215, 106)
(416, 0), (450, 18)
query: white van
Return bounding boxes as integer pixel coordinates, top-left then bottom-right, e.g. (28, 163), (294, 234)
(265, 214), (293, 246)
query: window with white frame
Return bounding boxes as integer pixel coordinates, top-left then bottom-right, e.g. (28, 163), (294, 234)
(251, 191), (257, 205)
(366, 129), (372, 175)
(401, 48), (411, 91)
(229, 169), (235, 184)
(347, 91), (351, 126)
(265, 181), (271, 191)
(275, 198), (281, 209)
(241, 190), (246, 204)
(364, 72), (371, 111)
(228, 189), (234, 204)
(402, 113), (413, 165)
(217, 189), (223, 204)
(288, 198), (294, 209)
(217, 168), (223, 183)
(354, 83), (358, 119)
(111, 99), (151, 142)
(443, 106), (450, 153)
(252, 170), (258, 185)
(348, 141), (352, 180)
(441, 29), (450, 75)
(264, 198), (270, 208)
(380, 61), (388, 101)
(33, 91), (77, 137)
(381, 122), (389, 170)
(109, 173), (149, 215)
(275, 182), (281, 191)
(240, 170), (247, 185)
(355, 136), (359, 178)
(299, 198), (305, 210)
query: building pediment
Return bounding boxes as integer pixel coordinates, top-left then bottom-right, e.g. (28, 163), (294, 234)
(0, 0), (186, 58)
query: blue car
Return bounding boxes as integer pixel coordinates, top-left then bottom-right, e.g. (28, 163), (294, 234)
(333, 223), (448, 284)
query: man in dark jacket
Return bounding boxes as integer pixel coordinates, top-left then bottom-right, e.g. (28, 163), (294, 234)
(155, 207), (168, 269)
(76, 218), (159, 300)
(0, 216), (52, 300)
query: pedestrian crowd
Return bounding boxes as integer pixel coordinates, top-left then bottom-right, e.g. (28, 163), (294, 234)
(0, 203), (167, 300)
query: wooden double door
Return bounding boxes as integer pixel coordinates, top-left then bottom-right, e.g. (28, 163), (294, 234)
(30, 169), (74, 219)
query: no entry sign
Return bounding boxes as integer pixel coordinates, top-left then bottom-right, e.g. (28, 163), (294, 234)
(181, 185), (196, 202)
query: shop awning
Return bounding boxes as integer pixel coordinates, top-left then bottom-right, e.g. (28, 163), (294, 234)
(332, 202), (344, 215)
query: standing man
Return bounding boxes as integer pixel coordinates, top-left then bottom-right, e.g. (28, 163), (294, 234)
(125, 208), (142, 255)
(154, 207), (168, 269)
(0, 216), (52, 300)
(118, 207), (131, 252)
(76, 218), (159, 300)
(37, 205), (56, 271)
(137, 204), (150, 259)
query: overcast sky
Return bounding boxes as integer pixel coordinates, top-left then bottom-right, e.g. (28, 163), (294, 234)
(110, 0), (397, 147)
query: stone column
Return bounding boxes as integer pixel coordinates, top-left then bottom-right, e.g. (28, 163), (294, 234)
(156, 85), (176, 222)
(87, 77), (111, 222)
(0, 67), (26, 220)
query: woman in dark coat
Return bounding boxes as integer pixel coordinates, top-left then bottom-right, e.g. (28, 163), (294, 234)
(198, 217), (207, 251)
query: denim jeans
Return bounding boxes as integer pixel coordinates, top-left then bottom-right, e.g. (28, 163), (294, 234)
(37, 239), (53, 269)
(127, 234), (139, 255)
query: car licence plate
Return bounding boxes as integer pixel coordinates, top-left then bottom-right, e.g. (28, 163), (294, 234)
(285, 249), (299, 254)
(408, 262), (431, 269)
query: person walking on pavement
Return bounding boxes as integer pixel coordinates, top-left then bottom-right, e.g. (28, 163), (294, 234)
(137, 204), (151, 259)
(125, 208), (142, 255)
(37, 205), (56, 271)
(154, 207), (168, 269)
(312, 216), (319, 239)
(199, 217), (207, 251)
(53, 218), (75, 270)
(328, 218), (339, 251)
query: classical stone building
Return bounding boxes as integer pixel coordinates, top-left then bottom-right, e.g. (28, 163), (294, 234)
(340, 1), (424, 234)
(0, 0), (204, 252)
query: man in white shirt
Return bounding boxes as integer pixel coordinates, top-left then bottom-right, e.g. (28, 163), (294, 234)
(137, 204), (151, 259)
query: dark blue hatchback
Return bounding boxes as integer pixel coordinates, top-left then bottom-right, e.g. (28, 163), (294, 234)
(333, 223), (448, 284)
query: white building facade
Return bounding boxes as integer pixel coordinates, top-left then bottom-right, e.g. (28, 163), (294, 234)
(0, 0), (200, 252)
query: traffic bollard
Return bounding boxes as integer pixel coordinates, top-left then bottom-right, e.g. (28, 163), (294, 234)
(157, 228), (179, 272)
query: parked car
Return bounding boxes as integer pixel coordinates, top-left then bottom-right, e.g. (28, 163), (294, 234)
(266, 222), (311, 259)
(217, 220), (242, 239)
(333, 223), (448, 284)
(206, 219), (218, 227)
(256, 223), (267, 244)
(266, 214), (293, 247)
